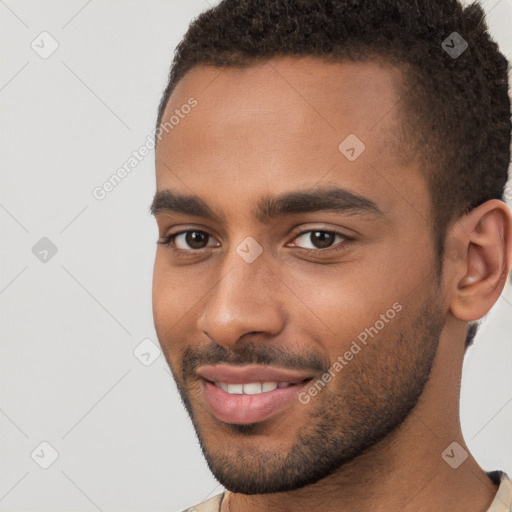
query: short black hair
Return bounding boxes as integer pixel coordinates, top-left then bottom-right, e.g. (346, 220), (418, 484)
(156, 0), (511, 348)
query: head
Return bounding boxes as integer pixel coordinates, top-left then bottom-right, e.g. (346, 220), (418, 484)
(151, 0), (512, 495)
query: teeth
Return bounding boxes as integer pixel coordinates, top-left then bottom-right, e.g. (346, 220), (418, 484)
(262, 381), (278, 392)
(215, 381), (292, 394)
(243, 382), (262, 394)
(226, 383), (243, 394)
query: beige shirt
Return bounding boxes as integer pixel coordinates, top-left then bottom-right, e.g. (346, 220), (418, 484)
(180, 472), (512, 512)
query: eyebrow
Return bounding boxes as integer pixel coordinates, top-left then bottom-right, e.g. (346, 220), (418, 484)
(150, 186), (383, 223)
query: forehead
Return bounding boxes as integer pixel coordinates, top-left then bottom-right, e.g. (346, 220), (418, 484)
(155, 56), (427, 222)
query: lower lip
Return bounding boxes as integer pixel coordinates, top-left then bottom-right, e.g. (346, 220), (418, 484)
(201, 379), (309, 425)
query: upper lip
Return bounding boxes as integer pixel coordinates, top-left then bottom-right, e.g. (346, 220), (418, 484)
(196, 364), (314, 384)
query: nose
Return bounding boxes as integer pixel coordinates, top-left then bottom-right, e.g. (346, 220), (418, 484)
(197, 248), (284, 348)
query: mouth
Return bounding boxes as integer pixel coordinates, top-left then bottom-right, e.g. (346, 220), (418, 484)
(213, 381), (297, 394)
(197, 364), (314, 425)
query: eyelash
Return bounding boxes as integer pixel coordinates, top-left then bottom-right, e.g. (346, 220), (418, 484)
(156, 229), (354, 256)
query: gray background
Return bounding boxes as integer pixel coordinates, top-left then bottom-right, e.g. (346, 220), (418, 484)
(0, 1), (511, 511)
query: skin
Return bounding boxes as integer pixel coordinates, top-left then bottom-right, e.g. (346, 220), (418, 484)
(152, 57), (512, 512)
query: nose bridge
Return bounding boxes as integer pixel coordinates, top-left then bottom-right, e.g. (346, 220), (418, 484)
(198, 244), (283, 346)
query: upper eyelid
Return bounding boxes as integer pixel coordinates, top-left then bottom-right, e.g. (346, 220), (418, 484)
(291, 228), (350, 239)
(166, 230), (220, 247)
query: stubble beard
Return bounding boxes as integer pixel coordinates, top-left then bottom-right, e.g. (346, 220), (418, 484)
(165, 290), (445, 495)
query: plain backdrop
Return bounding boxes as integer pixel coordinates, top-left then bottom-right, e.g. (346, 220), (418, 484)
(0, 1), (511, 511)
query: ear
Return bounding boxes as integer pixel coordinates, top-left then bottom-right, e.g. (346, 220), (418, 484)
(446, 199), (512, 322)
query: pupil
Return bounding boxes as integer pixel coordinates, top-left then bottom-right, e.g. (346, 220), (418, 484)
(186, 231), (208, 249)
(311, 231), (334, 248)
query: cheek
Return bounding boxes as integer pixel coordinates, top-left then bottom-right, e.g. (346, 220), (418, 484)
(151, 256), (167, 327)
(284, 264), (398, 342)
(151, 254), (210, 342)
(152, 263), (190, 373)
(152, 255), (186, 333)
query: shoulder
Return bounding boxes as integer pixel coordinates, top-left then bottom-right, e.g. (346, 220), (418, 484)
(487, 471), (512, 512)
(177, 492), (225, 512)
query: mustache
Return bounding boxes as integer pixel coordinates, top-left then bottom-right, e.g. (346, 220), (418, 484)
(181, 342), (328, 381)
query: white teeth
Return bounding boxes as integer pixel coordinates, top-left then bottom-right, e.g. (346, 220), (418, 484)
(215, 381), (292, 394)
(262, 381), (278, 392)
(243, 383), (262, 394)
(226, 383), (243, 394)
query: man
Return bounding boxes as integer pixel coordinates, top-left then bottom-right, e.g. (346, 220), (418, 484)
(150, 0), (512, 510)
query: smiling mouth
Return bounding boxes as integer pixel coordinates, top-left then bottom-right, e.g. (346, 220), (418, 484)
(196, 363), (315, 385)
(211, 380), (301, 394)
(198, 376), (314, 425)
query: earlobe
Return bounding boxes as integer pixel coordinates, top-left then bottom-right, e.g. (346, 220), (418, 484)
(448, 199), (512, 323)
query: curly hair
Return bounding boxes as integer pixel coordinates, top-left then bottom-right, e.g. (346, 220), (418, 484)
(156, 0), (511, 347)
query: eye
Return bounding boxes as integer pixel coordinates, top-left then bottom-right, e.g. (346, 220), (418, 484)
(289, 230), (350, 251)
(157, 230), (220, 250)
(157, 228), (352, 255)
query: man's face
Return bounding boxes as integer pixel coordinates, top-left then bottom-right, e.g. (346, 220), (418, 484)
(152, 57), (446, 493)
